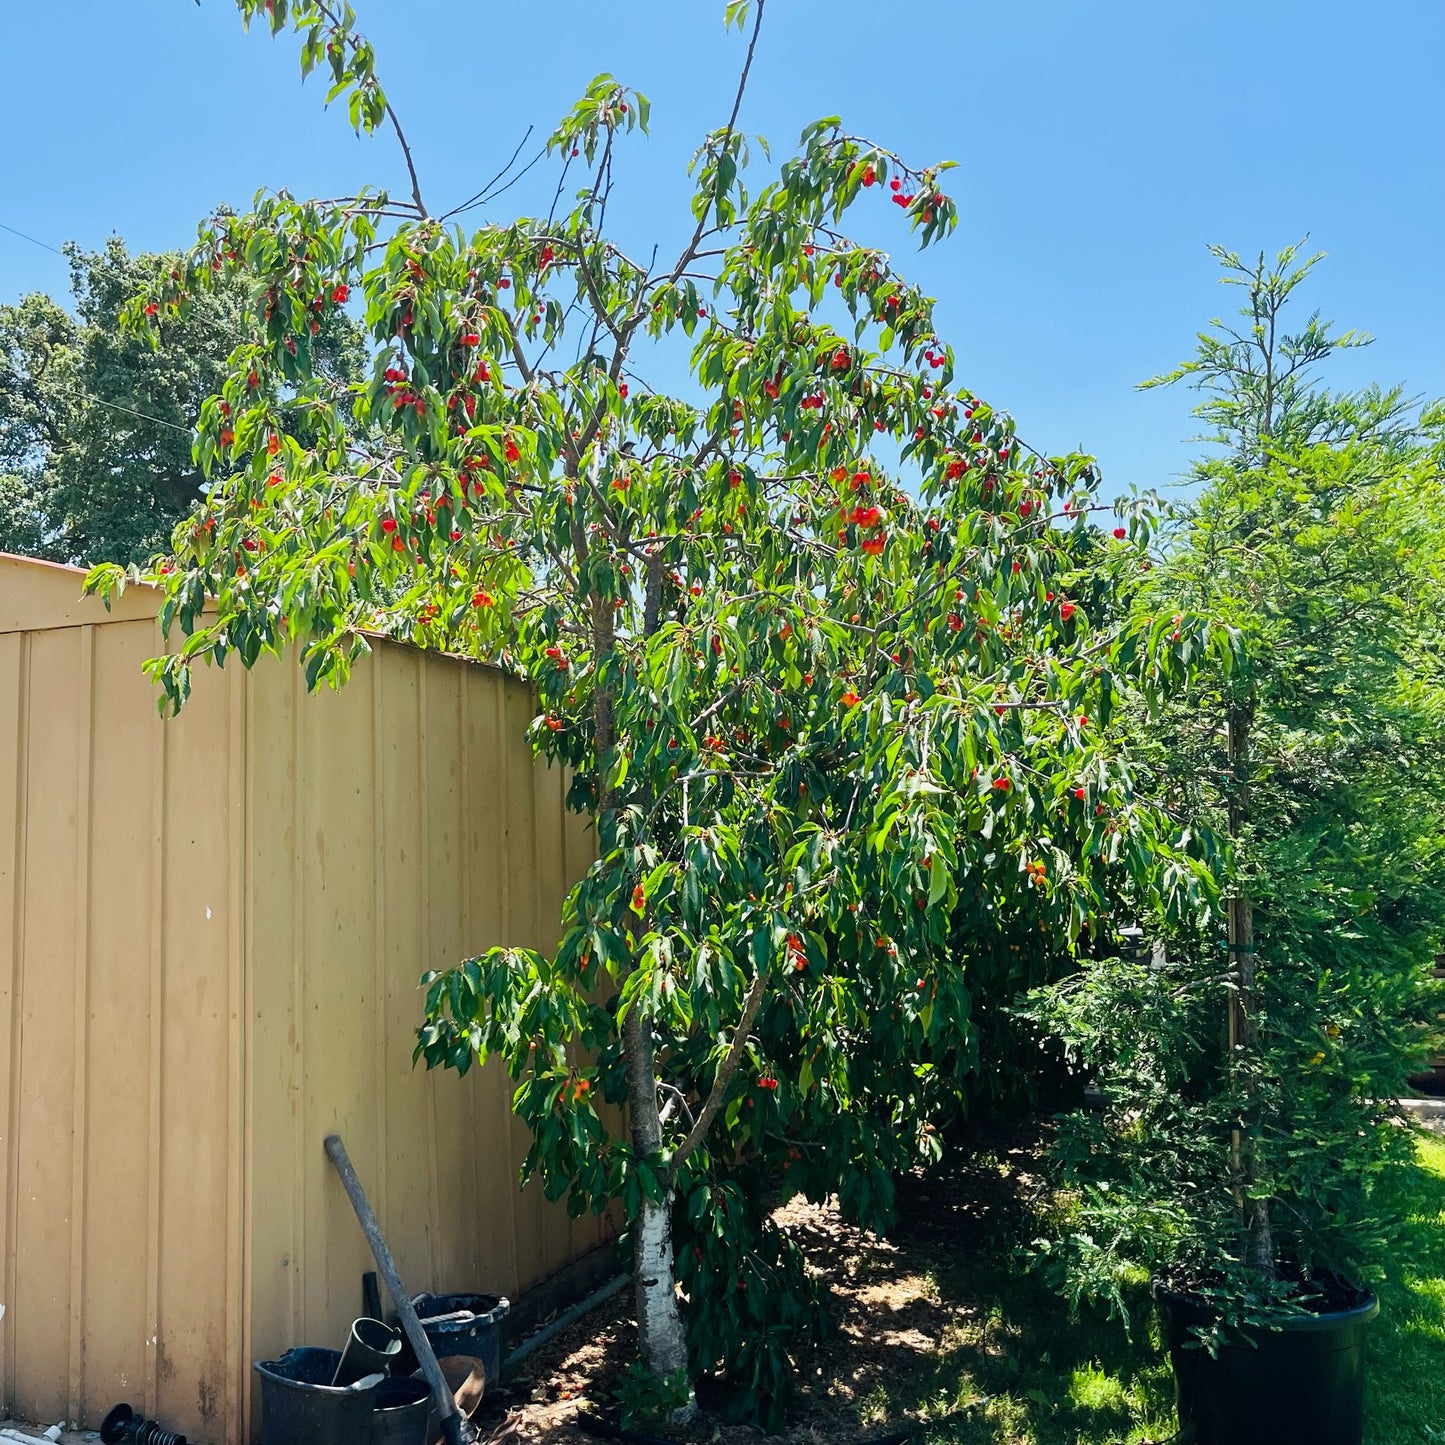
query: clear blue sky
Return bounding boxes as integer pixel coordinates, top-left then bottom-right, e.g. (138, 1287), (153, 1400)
(3, 0), (1441, 492)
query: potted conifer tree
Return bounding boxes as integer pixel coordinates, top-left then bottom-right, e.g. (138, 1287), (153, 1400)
(1025, 243), (1445, 1445)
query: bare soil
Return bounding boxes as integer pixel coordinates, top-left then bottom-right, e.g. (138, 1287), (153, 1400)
(476, 1125), (1057, 1445)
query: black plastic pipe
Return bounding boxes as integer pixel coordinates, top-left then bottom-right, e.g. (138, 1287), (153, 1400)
(99, 1404), (188, 1445)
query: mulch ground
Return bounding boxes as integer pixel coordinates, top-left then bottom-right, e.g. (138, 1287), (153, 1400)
(474, 1124), (1053, 1444)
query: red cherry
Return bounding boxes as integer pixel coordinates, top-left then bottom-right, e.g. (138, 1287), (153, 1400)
(1113, 527), (1127, 540)
(993, 777), (1011, 792)
(381, 518), (397, 534)
(890, 177), (902, 192)
(1060, 601), (1076, 622)
(1074, 787), (1086, 801)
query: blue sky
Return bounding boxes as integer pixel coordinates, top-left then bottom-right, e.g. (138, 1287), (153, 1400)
(3, 0), (1442, 493)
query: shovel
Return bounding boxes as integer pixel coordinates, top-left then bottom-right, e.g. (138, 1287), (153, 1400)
(325, 1133), (479, 1445)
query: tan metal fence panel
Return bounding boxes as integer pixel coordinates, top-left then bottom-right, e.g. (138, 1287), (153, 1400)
(0, 556), (599, 1444)
(245, 643), (595, 1433)
(0, 618), (246, 1438)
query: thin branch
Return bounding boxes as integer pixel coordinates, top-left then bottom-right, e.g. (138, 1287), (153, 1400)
(659, 0), (767, 292)
(307, 1), (429, 219)
(384, 100), (429, 217)
(673, 965), (772, 1171)
(441, 125), (537, 221)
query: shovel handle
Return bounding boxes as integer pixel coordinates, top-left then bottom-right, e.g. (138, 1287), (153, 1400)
(324, 1133), (478, 1445)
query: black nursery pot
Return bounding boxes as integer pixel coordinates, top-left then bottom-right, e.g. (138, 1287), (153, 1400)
(1153, 1279), (1379, 1445)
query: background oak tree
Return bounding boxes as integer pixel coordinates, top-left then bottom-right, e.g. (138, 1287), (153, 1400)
(0, 235), (361, 564)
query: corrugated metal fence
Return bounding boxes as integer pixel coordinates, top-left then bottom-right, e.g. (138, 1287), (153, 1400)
(0, 557), (603, 1441)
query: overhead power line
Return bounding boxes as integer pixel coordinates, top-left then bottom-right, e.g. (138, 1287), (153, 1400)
(57, 386), (195, 436)
(0, 220), (65, 256)
(0, 221), (202, 438)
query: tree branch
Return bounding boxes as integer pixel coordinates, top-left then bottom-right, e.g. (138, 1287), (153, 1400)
(659, 0), (767, 293)
(672, 964), (771, 1171)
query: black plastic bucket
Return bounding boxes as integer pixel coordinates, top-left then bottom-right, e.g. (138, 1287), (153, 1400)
(406, 1293), (510, 1387)
(1155, 1282), (1380, 1445)
(254, 1346), (382, 1445)
(373, 1376), (432, 1445)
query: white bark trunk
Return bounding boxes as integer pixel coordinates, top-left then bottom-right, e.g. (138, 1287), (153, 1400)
(623, 1003), (695, 1419)
(634, 1187), (692, 1404)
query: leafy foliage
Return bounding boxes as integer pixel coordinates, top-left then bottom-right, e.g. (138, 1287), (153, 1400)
(1027, 244), (1445, 1338)
(88, 0), (1220, 1419)
(0, 237), (362, 565)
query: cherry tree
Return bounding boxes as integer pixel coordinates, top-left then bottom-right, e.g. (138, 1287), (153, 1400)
(89, 0), (1216, 1420)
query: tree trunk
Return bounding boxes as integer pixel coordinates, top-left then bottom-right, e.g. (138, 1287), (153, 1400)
(596, 551), (694, 1413)
(633, 1188), (689, 1378)
(623, 985), (694, 1413)
(1227, 703), (1276, 1281)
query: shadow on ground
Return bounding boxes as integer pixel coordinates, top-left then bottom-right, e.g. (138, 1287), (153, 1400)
(476, 1124), (1175, 1445)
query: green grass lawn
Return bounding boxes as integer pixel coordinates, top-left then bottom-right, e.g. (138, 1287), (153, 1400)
(1366, 1132), (1445, 1445)
(863, 1132), (1445, 1445)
